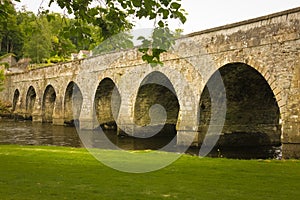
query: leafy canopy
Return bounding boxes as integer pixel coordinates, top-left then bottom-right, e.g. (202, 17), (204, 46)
(0, 0), (186, 66)
(47, 0), (187, 65)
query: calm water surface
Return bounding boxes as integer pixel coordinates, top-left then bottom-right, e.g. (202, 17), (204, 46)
(0, 118), (82, 147)
(0, 118), (281, 159)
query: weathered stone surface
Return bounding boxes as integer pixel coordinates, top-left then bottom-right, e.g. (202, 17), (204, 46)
(0, 7), (299, 157)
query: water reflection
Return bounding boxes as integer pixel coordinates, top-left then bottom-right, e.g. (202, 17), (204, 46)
(0, 118), (281, 159)
(78, 128), (177, 151)
(0, 118), (82, 147)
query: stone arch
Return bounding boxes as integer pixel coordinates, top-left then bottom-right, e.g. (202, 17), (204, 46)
(199, 62), (281, 148)
(215, 56), (284, 115)
(63, 81), (83, 125)
(42, 85), (56, 123)
(25, 86), (36, 120)
(133, 71), (180, 137)
(12, 89), (20, 112)
(94, 78), (121, 130)
(115, 59), (202, 146)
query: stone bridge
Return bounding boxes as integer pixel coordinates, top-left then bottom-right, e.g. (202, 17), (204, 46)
(1, 7), (299, 158)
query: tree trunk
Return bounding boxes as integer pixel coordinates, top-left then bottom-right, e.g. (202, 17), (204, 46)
(10, 41), (13, 52)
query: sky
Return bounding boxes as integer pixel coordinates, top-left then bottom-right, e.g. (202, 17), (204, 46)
(15, 0), (300, 34)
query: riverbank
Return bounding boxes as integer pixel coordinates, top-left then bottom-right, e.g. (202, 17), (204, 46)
(0, 145), (299, 199)
(0, 100), (12, 118)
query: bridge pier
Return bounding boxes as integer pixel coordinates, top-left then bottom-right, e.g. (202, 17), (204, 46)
(32, 114), (43, 122)
(52, 117), (65, 125)
(282, 143), (300, 159)
(12, 95), (25, 119)
(51, 95), (64, 125)
(31, 97), (43, 122)
(282, 122), (300, 159)
(79, 117), (98, 130)
(281, 64), (300, 158)
(177, 130), (199, 147)
(116, 123), (134, 136)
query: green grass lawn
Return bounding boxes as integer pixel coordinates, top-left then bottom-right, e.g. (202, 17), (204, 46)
(0, 145), (299, 199)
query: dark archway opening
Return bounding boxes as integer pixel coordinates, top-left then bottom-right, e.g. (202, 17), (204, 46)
(12, 89), (20, 112)
(64, 82), (83, 126)
(42, 85), (56, 123)
(25, 86), (36, 120)
(94, 78), (121, 131)
(132, 71), (180, 149)
(199, 63), (281, 158)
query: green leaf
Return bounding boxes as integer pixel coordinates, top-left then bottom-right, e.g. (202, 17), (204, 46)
(158, 20), (164, 27)
(161, 0), (171, 7)
(162, 9), (169, 19)
(175, 11), (187, 23)
(170, 2), (181, 10)
(132, 0), (142, 7)
(149, 12), (156, 20)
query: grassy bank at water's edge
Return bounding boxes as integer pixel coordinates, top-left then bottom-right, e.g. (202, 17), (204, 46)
(0, 145), (299, 199)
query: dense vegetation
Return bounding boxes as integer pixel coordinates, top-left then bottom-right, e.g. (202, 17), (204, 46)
(0, 2), (105, 63)
(0, 145), (300, 199)
(0, 0), (186, 65)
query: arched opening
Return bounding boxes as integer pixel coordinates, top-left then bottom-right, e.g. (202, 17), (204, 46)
(64, 82), (83, 126)
(42, 85), (56, 123)
(94, 78), (121, 130)
(199, 63), (281, 158)
(25, 86), (36, 120)
(12, 89), (20, 112)
(133, 71), (180, 149)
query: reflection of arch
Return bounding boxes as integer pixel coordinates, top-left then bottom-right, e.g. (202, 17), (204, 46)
(94, 78), (121, 130)
(42, 85), (56, 123)
(199, 62), (281, 147)
(134, 71), (180, 137)
(12, 89), (20, 112)
(25, 86), (36, 119)
(64, 81), (83, 125)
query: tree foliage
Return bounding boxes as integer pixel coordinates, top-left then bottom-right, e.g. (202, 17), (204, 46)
(47, 0), (187, 65)
(0, 0), (186, 65)
(0, 4), (103, 63)
(0, 0), (23, 58)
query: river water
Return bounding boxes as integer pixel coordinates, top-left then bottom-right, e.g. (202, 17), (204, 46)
(0, 118), (281, 159)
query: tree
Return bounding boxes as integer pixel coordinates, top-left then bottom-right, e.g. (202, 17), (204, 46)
(22, 29), (52, 64)
(1, 0), (186, 65)
(0, 0), (23, 58)
(61, 18), (96, 52)
(47, 0), (187, 65)
(46, 13), (77, 57)
(18, 13), (53, 63)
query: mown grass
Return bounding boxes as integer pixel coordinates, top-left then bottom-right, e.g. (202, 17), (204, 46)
(0, 145), (299, 199)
